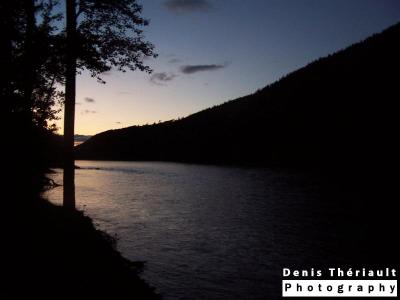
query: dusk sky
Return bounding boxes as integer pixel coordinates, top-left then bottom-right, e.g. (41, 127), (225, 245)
(62, 0), (400, 135)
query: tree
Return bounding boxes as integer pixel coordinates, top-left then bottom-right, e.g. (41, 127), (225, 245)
(62, 0), (156, 207)
(63, 0), (77, 207)
(1, 0), (63, 129)
(1, 1), (155, 202)
(1, 0), (66, 182)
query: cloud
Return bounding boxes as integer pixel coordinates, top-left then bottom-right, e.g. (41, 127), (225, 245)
(180, 64), (226, 74)
(164, 0), (212, 13)
(82, 109), (97, 114)
(84, 97), (95, 103)
(150, 72), (177, 85)
(168, 58), (182, 64)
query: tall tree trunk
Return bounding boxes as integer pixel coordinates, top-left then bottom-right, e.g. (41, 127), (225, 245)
(63, 0), (77, 209)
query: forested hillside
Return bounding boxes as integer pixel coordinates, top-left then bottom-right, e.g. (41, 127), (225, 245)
(76, 23), (399, 170)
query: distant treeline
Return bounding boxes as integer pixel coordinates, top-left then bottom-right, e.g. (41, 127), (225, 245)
(76, 23), (399, 171)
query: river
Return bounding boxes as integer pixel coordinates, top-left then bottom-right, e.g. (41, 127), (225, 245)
(44, 160), (359, 299)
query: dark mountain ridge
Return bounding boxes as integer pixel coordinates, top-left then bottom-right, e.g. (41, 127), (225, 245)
(76, 23), (399, 170)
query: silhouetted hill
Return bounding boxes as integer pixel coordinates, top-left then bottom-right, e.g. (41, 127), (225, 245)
(76, 23), (399, 170)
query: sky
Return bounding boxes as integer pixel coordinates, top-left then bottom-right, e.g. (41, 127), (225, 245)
(58, 0), (400, 136)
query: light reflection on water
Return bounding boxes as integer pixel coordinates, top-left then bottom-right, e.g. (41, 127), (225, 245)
(45, 160), (348, 299)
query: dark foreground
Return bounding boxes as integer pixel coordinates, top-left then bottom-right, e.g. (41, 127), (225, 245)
(1, 168), (159, 299)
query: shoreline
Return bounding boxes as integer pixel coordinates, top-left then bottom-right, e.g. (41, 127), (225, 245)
(2, 170), (159, 299)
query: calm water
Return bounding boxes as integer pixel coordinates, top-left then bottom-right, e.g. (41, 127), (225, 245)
(44, 160), (357, 299)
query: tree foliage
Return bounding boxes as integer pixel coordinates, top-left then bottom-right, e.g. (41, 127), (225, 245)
(1, 0), (156, 129)
(74, 0), (156, 83)
(1, 0), (63, 129)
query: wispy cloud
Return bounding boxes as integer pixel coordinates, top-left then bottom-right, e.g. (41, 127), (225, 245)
(180, 63), (226, 74)
(81, 109), (97, 115)
(168, 58), (182, 64)
(84, 97), (95, 103)
(150, 72), (178, 85)
(164, 0), (212, 13)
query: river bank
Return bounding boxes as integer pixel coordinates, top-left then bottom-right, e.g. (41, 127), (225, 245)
(1, 169), (159, 299)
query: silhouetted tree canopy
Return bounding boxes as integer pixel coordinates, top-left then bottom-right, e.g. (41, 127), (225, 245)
(1, 0), (156, 171)
(1, 0), (156, 128)
(1, 0), (63, 129)
(74, 0), (156, 83)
